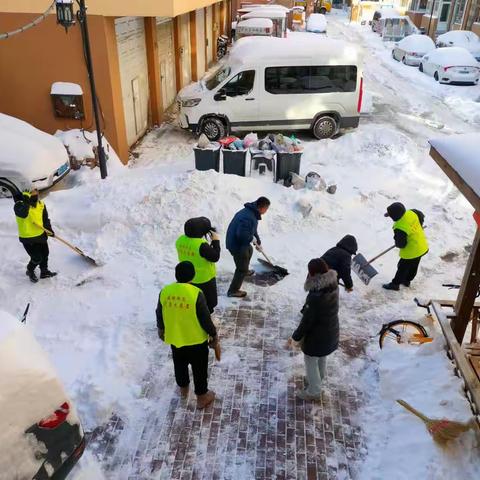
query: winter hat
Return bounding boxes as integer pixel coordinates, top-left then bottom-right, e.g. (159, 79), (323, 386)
(175, 261), (195, 283)
(384, 202), (406, 221)
(308, 258), (329, 276)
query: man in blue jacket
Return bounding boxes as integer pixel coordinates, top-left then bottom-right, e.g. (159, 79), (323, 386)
(226, 197), (270, 298)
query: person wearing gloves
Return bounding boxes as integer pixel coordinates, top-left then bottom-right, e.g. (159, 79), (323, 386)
(383, 202), (428, 291)
(225, 197), (270, 298)
(288, 258), (339, 401)
(176, 217), (220, 313)
(321, 235), (358, 292)
(156, 261), (218, 409)
(14, 189), (56, 283)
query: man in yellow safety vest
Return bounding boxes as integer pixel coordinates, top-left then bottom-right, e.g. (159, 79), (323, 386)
(156, 261), (218, 409)
(176, 217), (220, 313)
(383, 202), (428, 291)
(14, 189), (56, 283)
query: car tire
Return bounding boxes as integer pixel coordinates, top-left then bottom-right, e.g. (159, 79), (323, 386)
(419, 63), (424, 72)
(434, 71), (439, 81)
(200, 117), (226, 141)
(392, 50), (396, 59)
(312, 116), (337, 140)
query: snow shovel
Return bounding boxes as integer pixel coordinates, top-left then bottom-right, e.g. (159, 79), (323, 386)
(352, 245), (395, 285)
(37, 225), (98, 266)
(257, 247), (289, 277)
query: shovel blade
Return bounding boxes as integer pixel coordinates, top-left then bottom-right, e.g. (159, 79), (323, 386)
(352, 253), (378, 285)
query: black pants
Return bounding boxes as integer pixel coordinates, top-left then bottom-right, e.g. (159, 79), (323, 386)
(171, 341), (209, 395)
(23, 242), (49, 272)
(193, 278), (218, 314)
(392, 256), (422, 286)
(228, 245), (253, 293)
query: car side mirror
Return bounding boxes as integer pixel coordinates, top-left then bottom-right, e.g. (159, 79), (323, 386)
(214, 89), (227, 101)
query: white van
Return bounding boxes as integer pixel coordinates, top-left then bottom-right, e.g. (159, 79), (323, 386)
(178, 36), (363, 141)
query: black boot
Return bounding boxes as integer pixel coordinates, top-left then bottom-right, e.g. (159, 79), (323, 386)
(382, 282), (399, 291)
(26, 269), (38, 283)
(40, 270), (57, 279)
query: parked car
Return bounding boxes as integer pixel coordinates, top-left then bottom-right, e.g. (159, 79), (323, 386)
(419, 47), (480, 84)
(0, 113), (70, 196)
(178, 36), (363, 141)
(392, 34), (435, 66)
(306, 13), (327, 34)
(436, 30), (480, 61)
(0, 309), (85, 479)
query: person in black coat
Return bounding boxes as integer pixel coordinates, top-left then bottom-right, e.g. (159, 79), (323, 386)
(289, 258), (339, 401)
(321, 235), (358, 292)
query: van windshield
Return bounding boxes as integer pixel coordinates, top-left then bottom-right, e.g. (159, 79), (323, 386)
(205, 66), (231, 90)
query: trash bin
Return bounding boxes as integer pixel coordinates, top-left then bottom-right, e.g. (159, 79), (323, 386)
(193, 145), (220, 172)
(275, 151), (303, 182)
(222, 149), (248, 176)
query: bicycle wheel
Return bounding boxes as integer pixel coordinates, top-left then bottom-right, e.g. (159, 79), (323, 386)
(379, 320), (429, 349)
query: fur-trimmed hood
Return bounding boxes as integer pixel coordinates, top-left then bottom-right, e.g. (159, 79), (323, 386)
(304, 269), (338, 292)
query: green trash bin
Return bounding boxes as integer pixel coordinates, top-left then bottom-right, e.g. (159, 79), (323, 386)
(194, 145), (220, 172)
(275, 151), (303, 182)
(222, 149), (248, 176)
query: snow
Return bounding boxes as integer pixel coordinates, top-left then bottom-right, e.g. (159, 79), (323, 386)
(241, 9), (287, 19)
(0, 113), (68, 186)
(50, 82), (83, 96)
(397, 33), (435, 52)
(425, 47), (480, 66)
(236, 18), (274, 29)
(437, 30), (480, 46)
(429, 133), (480, 200)
(306, 13), (327, 33)
(377, 8), (402, 19)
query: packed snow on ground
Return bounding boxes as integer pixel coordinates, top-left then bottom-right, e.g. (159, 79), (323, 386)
(1, 10), (480, 480)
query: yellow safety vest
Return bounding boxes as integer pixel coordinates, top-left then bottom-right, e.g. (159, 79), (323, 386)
(160, 282), (208, 348)
(175, 235), (216, 284)
(16, 193), (45, 239)
(393, 210), (429, 260)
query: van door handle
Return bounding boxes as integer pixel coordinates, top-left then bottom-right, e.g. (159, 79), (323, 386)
(245, 98), (255, 101)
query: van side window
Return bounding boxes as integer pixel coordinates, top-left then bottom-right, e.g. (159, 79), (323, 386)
(224, 70), (255, 97)
(265, 66), (357, 94)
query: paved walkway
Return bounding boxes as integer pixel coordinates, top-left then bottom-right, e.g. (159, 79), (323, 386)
(87, 281), (366, 479)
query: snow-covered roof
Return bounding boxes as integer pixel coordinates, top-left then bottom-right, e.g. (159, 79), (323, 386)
(229, 35), (360, 66)
(427, 46), (478, 66)
(377, 7), (402, 19)
(242, 9), (287, 19)
(237, 18), (274, 29)
(50, 82), (83, 96)
(437, 30), (479, 45)
(429, 133), (480, 204)
(398, 34), (435, 51)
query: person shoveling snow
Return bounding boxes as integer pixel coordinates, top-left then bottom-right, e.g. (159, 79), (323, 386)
(321, 235), (358, 292)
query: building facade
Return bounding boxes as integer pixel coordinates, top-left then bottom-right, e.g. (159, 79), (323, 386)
(0, 0), (231, 163)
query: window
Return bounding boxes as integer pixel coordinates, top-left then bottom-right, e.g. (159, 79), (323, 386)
(264, 65), (357, 94)
(205, 65), (231, 90)
(440, 3), (451, 22)
(453, 0), (467, 23)
(223, 70), (255, 96)
(51, 94), (84, 119)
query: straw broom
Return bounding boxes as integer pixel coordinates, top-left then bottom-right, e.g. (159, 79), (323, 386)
(397, 399), (473, 444)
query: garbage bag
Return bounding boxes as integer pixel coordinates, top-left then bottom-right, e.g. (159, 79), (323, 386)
(305, 171), (327, 191)
(197, 133), (210, 149)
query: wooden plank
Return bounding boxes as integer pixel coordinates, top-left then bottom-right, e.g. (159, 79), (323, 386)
(470, 357), (480, 381)
(429, 146), (480, 212)
(432, 302), (480, 416)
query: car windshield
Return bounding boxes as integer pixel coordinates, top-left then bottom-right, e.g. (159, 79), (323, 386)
(205, 66), (231, 90)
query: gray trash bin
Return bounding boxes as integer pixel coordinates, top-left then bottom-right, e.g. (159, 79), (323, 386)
(194, 145), (220, 172)
(275, 151), (303, 182)
(223, 149), (248, 176)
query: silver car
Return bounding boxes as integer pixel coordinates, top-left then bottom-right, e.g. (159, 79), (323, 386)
(392, 34), (435, 66)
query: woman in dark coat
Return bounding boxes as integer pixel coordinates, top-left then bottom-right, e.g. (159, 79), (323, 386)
(321, 234), (357, 292)
(290, 258), (339, 401)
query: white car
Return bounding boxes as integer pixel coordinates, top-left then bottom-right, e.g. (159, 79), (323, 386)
(0, 113), (70, 195)
(419, 47), (480, 84)
(306, 13), (327, 34)
(0, 309), (85, 479)
(436, 30), (480, 62)
(392, 34), (435, 66)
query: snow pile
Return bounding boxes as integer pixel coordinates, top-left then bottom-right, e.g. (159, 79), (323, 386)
(237, 18), (273, 29)
(0, 113), (68, 183)
(397, 34), (435, 53)
(241, 8), (287, 19)
(50, 82), (83, 96)
(306, 13), (327, 33)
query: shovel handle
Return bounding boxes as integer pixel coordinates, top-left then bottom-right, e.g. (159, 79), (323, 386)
(36, 224), (85, 256)
(367, 245), (395, 265)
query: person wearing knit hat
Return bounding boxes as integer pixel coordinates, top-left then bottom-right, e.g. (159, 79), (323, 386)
(156, 261), (218, 409)
(288, 258), (339, 401)
(383, 202), (429, 291)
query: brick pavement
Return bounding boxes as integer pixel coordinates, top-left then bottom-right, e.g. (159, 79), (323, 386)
(87, 280), (366, 479)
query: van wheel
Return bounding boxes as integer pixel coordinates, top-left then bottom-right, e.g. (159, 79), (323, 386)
(419, 63), (424, 72)
(312, 116), (337, 140)
(200, 117), (226, 141)
(434, 71), (439, 81)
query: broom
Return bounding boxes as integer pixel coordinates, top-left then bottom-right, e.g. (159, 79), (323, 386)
(397, 399), (473, 444)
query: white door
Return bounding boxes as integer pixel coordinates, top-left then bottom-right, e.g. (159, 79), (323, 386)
(156, 19), (177, 110)
(115, 17), (150, 146)
(206, 6), (213, 67)
(196, 9), (206, 79)
(179, 14), (192, 87)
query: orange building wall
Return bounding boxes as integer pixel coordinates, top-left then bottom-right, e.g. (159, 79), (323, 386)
(0, 13), (129, 163)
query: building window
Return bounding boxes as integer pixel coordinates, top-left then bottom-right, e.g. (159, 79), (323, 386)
(453, 0), (467, 23)
(466, 3), (480, 27)
(50, 82), (84, 120)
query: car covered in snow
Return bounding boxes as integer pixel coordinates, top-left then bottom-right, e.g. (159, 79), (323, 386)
(436, 30), (480, 62)
(419, 47), (480, 84)
(392, 34), (435, 66)
(0, 113), (70, 195)
(0, 309), (85, 479)
(306, 13), (327, 34)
